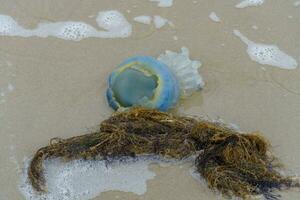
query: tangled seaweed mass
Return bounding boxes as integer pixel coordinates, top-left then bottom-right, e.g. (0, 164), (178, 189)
(28, 108), (299, 199)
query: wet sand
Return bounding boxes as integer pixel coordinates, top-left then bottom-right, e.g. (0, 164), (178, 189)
(0, 0), (300, 199)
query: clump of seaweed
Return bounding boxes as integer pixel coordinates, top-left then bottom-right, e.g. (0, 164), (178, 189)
(28, 108), (299, 199)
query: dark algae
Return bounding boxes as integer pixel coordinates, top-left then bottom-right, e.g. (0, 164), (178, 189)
(28, 108), (299, 199)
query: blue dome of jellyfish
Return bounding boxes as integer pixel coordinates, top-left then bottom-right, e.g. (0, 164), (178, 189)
(106, 56), (180, 111)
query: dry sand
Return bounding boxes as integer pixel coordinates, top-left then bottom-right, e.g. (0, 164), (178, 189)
(0, 0), (299, 199)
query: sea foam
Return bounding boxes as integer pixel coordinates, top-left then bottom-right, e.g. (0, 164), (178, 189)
(294, 1), (300, 6)
(133, 15), (172, 29)
(133, 16), (152, 25)
(209, 12), (221, 22)
(149, 0), (174, 7)
(234, 30), (298, 69)
(19, 157), (156, 200)
(0, 10), (132, 41)
(235, 0), (265, 8)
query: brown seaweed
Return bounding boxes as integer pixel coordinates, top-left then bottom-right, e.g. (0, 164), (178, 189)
(28, 108), (299, 199)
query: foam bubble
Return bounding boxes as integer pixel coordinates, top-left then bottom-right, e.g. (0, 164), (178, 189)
(133, 16), (152, 25)
(19, 157), (156, 200)
(0, 11), (132, 41)
(149, 0), (174, 7)
(153, 15), (171, 29)
(55, 22), (97, 41)
(0, 15), (23, 35)
(235, 0), (265, 8)
(34, 22), (97, 41)
(212, 118), (241, 132)
(133, 15), (172, 29)
(294, 1), (300, 6)
(0, 59), (16, 104)
(96, 10), (132, 38)
(7, 83), (15, 92)
(234, 30), (298, 69)
(158, 47), (204, 97)
(209, 12), (221, 23)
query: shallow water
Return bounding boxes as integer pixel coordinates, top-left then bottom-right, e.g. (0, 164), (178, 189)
(0, 0), (300, 199)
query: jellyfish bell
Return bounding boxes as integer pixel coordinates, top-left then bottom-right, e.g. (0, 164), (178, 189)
(106, 56), (180, 111)
(106, 48), (204, 111)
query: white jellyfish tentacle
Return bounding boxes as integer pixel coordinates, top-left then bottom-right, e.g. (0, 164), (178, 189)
(158, 47), (205, 97)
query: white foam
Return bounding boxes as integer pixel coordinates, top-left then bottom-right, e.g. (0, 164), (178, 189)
(153, 15), (169, 29)
(149, 0), (174, 7)
(133, 16), (152, 25)
(0, 10), (132, 41)
(0, 15), (23, 35)
(189, 167), (205, 185)
(7, 83), (15, 91)
(209, 12), (221, 23)
(0, 82), (15, 99)
(212, 117), (241, 132)
(234, 30), (298, 69)
(133, 15), (173, 29)
(235, 0), (265, 8)
(158, 47), (204, 97)
(0, 59), (16, 103)
(19, 157), (156, 200)
(294, 1), (300, 6)
(96, 10), (132, 38)
(34, 22), (98, 41)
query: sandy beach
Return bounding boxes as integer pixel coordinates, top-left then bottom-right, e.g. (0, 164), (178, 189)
(0, 0), (300, 199)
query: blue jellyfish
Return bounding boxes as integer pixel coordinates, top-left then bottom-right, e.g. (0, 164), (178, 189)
(106, 56), (180, 111)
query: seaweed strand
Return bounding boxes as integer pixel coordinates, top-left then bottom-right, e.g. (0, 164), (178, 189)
(28, 108), (299, 199)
